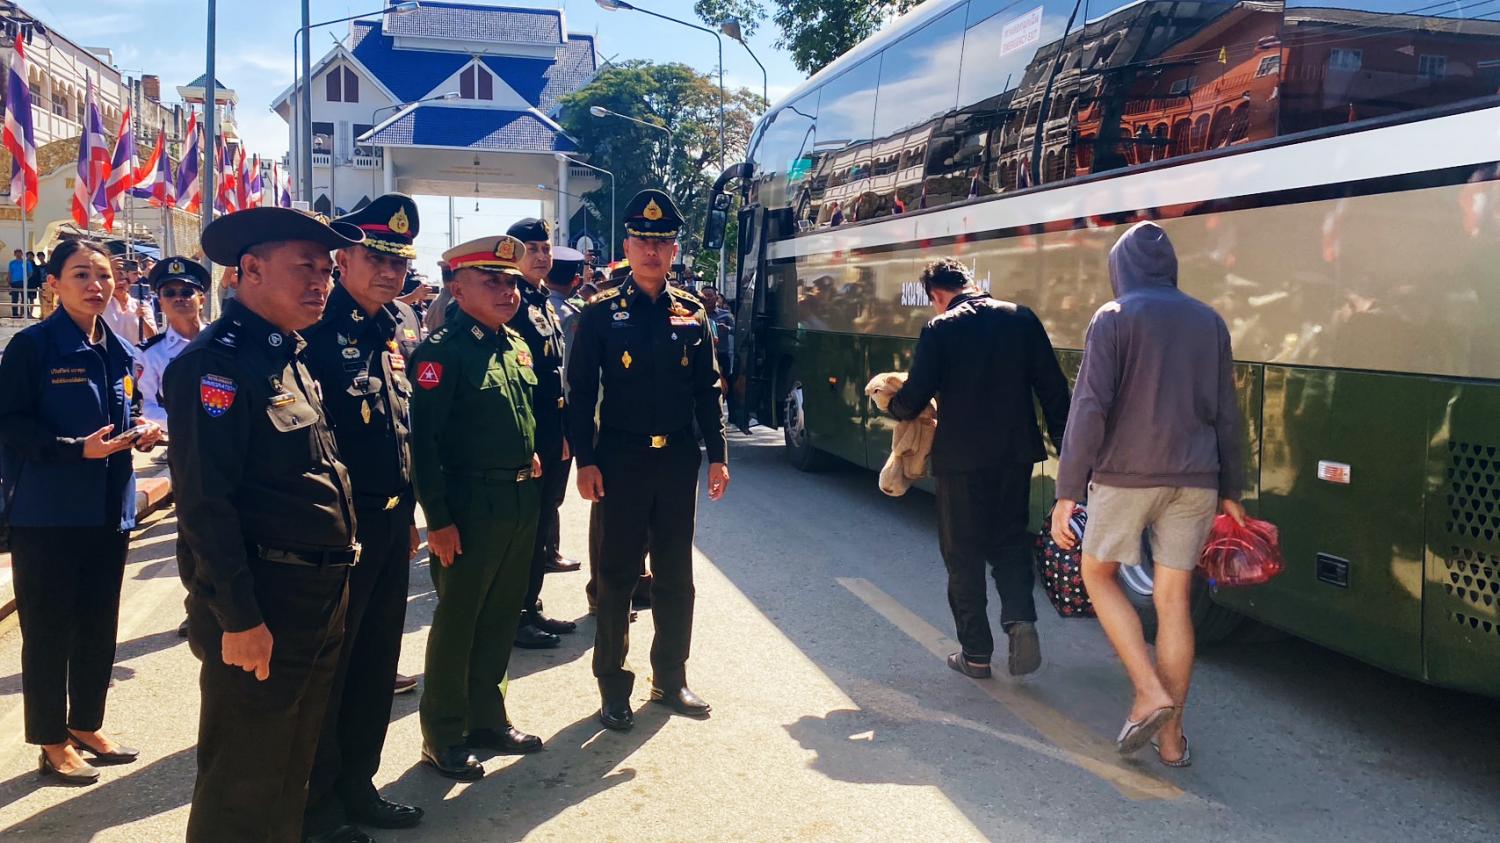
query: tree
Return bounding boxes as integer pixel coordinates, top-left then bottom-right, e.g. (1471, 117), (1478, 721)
(695, 0), (926, 75)
(559, 61), (758, 272)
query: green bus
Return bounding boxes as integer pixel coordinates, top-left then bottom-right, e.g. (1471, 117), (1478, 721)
(704, 0), (1500, 697)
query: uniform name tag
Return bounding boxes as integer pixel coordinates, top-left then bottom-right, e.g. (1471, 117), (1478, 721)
(669, 316), (697, 327)
(270, 392), (297, 408)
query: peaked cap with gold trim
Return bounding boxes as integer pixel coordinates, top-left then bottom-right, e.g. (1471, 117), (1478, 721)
(442, 234), (526, 276)
(623, 189), (683, 240)
(146, 255), (210, 292)
(335, 193), (420, 259)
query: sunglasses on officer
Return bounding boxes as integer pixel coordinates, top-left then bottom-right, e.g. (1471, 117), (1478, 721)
(159, 284), (201, 299)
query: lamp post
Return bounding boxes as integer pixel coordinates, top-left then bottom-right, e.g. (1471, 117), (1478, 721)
(594, 0), (724, 167)
(555, 153), (615, 261)
(295, 1), (420, 202)
(720, 17), (768, 109)
(537, 184), (599, 247)
(367, 90), (460, 126)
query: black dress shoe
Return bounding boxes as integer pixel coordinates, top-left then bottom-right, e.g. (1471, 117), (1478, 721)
(650, 686), (712, 717)
(531, 614), (577, 635)
(302, 824), (374, 843)
(346, 794), (424, 830)
(466, 726), (543, 754)
(392, 673), (418, 695)
(546, 556), (582, 573)
(38, 750), (100, 785)
(68, 734), (140, 764)
(514, 624), (561, 649)
(598, 701), (635, 731)
(421, 744), (484, 781)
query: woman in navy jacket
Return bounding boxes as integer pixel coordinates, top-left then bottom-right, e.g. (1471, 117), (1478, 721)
(0, 240), (163, 784)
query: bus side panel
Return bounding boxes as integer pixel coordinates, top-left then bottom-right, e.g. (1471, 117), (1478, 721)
(801, 330), (869, 466)
(1422, 383), (1500, 698)
(1220, 367), (1425, 678)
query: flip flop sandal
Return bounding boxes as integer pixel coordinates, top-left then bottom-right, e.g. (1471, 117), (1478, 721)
(946, 652), (992, 679)
(1151, 734), (1192, 768)
(1116, 705), (1176, 755)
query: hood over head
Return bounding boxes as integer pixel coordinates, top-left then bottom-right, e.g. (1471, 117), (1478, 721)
(1109, 221), (1178, 297)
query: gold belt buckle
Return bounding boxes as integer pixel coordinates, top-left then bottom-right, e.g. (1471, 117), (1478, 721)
(650, 434), (668, 449)
(384, 496), (399, 511)
(516, 468), (531, 483)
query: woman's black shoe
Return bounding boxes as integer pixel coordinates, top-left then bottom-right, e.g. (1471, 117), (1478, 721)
(68, 734), (140, 764)
(38, 750), (100, 785)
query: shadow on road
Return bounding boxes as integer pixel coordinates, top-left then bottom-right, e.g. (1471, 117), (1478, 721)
(0, 746), (195, 837)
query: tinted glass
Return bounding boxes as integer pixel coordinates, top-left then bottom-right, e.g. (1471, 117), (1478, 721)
(808, 55), (882, 227)
(1280, 0), (1500, 135)
(749, 91), (819, 215)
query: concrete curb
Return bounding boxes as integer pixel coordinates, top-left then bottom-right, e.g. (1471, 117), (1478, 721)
(0, 475), (173, 622)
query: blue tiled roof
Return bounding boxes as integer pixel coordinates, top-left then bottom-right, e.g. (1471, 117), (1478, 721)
(349, 20), (596, 111)
(365, 106), (577, 153)
(384, 2), (562, 46)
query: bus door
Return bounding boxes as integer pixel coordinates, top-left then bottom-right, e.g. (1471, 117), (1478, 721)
(729, 203), (769, 432)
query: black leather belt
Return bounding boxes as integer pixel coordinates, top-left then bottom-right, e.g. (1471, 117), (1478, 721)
(253, 544), (360, 568)
(354, 491), (409, 511)
(600, 427), (693, 449)
(443, 466), (533, 484)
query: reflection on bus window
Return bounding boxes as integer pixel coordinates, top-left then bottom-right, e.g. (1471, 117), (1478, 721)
(748, 92), (819, 221)
(807, 56), (882, 228)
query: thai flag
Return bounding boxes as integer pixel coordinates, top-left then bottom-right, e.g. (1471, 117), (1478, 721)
(102, 106), (136, 232)
(71, 77), (112, 228)
(215, 136), (236, 215)
(233, 145), (248, 210)
(176, 112), (201, 214)
(4, 34), (38, 214)
(245, 154), (263, 208)
(274, 162), (291, 208)
(132, 129), (174, 207)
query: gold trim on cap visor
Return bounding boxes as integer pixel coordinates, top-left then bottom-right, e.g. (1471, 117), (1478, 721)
(624, 225), (679, 240)
(362, 238), (418, 259)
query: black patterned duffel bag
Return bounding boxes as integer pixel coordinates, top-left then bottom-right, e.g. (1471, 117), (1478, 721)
(1035, 502), (1094, 618)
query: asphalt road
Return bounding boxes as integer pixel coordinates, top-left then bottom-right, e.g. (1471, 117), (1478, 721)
(1, 428), (1497, 842)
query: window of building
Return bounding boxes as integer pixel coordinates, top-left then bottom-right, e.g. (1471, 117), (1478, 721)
(1256, 56), (1280, 78)
(326, 67), (359, 103)
(1169, 76), (1197, 95)
(312, 122), (334, 154)
(460, 65), (494, 101)
(1328, 48), (1362, 72)
(51, 91), (66, 118)
(1419, 54), (1447, 79)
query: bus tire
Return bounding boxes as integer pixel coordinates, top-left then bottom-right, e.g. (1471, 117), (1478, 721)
(1116, 556), (1245, 645)
(783, 375), (831, 472)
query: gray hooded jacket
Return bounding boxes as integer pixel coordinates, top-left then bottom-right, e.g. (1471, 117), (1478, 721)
(1055, 222), (1242, 502)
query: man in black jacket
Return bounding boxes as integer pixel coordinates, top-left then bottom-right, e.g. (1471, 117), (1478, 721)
(889, 258), (1069, 678)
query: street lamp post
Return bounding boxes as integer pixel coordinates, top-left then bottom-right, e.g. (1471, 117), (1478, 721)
(295, 1), (419, 202)
(720, 17), (768, 109)
(594, 0), (724, 167)
(367, 91), (460, 126)
(555, 153), (615, 261)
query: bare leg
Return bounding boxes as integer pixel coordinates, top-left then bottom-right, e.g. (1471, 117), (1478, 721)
(1081, 555), (1174, 721)
(1150, 566), (1195, 761)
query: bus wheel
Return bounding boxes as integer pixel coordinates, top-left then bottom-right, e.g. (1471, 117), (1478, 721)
(1116, 555), (1245, 644)
(783, 379), (830, 472)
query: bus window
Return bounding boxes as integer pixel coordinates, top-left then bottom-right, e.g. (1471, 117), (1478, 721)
(809, 55), (882, 227)
(1279, 1), (1500, 135)
(749, 92), (819, 220)
(866, 5), (968, 220)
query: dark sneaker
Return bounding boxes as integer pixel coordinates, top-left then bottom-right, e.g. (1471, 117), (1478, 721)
(1007, 622), (1041, 676)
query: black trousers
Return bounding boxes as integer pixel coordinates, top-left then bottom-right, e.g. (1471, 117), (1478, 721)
(186, 558), (348, 843)
(585, 501), (652, 611)
(935, 464), (1038, 660)
(522, 434), (570, 619)
(10, 527), (129, 745)
(592, 437), (700, 700)
(304, 499), (414, 834)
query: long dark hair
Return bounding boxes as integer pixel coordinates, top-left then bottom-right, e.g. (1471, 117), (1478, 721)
(45, 240), (112, 280)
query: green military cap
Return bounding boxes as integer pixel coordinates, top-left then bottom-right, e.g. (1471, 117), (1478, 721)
(506, 217), (551, 244)
(147, 255), (210, 292)
(201, 206), (366, 266)
(335, 193), (419, 259)
(622, 189), (683, 240)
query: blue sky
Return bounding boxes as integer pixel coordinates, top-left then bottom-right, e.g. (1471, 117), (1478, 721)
(28, 0), (807, 268)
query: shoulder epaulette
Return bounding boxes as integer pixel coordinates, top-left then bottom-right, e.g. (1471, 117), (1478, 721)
(502, 325), (523, 342)
(207, 320), (243, 354)
(141, 333), (167, 351)
(668, 286), (703, 306)
(589, 287), (623, 305)
(428, 324), (451, 344)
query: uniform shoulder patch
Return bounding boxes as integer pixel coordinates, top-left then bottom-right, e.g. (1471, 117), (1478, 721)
(428, 325), (451, 344)
(199, 374), (238, 417)
(415, 360), (443, 389)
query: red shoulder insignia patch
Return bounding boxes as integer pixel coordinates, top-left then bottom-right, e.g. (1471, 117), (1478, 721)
(416, 361), (443, 389)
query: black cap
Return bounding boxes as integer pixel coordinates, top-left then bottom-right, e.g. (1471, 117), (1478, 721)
(147, 256), (210, 292)
(547, 245), (585, 286)
(117, 258), (140, 272)
(506, 217), (551, 243)
(335, 193), (419, 259)
(201, 207), (365, 266)
(104, 240), (129, 257)
(623, 189), (683, 240)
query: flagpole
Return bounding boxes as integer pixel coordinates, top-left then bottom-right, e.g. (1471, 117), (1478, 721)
(203, 0), (219, 318)
(18, 207), (28, 318)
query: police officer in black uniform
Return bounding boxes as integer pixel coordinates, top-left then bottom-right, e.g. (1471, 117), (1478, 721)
(567, 190), (730, 731)
(505, 218), (577, 650)
(165, 207), (363, 843)
(300, 195), (426, 843)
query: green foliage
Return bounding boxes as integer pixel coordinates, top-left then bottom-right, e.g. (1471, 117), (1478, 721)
(694, 0), (926, 75)
(559, 61), (758, 267)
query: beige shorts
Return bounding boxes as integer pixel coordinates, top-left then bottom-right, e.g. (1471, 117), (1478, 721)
(1082, 483), (1218, 571)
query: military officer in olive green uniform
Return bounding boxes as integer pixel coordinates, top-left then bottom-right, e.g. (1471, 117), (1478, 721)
(568, 190), (730, 732)
(410, 234), (544, 781)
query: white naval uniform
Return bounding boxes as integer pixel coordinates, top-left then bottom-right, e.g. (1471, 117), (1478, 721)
(137, 325), (196, 432)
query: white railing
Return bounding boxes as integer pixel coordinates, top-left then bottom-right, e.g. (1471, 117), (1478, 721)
(312, 152), (332, 166)
(351, 154), (380, 169)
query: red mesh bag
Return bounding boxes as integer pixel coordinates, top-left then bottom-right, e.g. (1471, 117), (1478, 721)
(1198, 515), (1285, 588)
